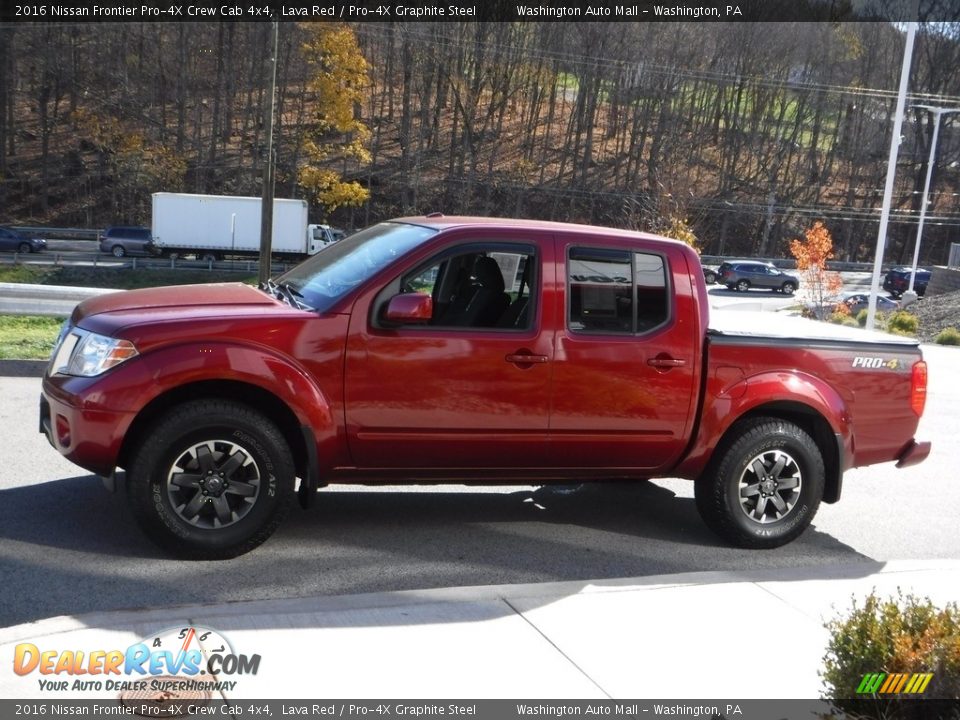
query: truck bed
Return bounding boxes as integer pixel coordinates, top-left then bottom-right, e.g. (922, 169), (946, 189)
(699, 309), (924, 474)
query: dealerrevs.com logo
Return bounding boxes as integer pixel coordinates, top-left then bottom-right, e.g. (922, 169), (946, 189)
(13, 626), (260, 693)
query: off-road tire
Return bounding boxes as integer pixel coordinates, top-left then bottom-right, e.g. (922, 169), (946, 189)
(695, 417), (824, 549)
(127, 400), (295, 559)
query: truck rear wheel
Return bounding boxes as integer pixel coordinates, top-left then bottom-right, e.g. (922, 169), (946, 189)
(126, 400), (295, 559)
(695, 417), (824, 549)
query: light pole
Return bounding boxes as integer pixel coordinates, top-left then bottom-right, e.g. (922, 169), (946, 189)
(906, 104), (960, 295)
(866, 22), (916, 332)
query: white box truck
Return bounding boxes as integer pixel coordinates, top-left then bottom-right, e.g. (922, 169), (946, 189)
(150, 192), (338, 260)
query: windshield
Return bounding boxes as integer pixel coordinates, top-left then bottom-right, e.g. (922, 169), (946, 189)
(274, 222), (437, 312)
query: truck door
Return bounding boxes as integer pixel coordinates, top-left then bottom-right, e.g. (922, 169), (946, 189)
(344, 236), (556, 470)
(549, 240), (699, 471)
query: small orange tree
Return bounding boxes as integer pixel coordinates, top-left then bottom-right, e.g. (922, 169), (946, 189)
(790, 221), (844, 320)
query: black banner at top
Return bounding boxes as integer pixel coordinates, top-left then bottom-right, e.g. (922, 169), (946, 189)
(5, 0), (960, 23)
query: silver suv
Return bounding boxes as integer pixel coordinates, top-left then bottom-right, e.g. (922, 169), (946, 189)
(99, 226), (154, 258)
(717, 260), (800, 294)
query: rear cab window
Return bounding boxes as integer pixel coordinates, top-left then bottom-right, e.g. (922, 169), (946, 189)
(567, 246), (670, 335)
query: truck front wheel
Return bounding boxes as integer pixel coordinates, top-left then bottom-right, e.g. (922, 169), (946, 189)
(695, 417), (824, 549)
(126, 400), (295, 559)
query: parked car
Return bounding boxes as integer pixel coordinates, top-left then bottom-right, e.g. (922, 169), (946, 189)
(702, 265), (717, 284)
(99, 226), (154, 258)
(717, 260), (800, 294)
(883, 266), (931, 298)
(0, 226), (47, 253)
(836, 292), (900, 316)
(41, 216), (929, 559)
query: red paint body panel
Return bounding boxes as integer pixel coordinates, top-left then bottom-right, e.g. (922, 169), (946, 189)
(40, 217), (927, 495)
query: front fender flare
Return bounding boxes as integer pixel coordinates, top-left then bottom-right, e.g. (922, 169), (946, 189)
(113, 342), (339, 488)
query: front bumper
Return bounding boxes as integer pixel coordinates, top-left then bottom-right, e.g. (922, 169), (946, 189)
(39, 379), (134, 479)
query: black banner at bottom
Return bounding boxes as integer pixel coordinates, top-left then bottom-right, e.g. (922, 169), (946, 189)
(3, 699), (960, 720)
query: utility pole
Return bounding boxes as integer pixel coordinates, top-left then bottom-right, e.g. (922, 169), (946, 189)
(258, 20), (279, 287)
(905, 104), (960, 298)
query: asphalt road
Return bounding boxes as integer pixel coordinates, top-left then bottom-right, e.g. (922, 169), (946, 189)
(1, 344), (956, 629)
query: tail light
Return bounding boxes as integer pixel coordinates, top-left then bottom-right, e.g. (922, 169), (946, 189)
(911, 360), (927, 417)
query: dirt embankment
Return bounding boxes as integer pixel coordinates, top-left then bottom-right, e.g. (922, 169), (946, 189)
(912, 289), (960, 343)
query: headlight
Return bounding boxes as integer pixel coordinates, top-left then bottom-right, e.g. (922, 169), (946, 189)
(52, 328), (138, 377)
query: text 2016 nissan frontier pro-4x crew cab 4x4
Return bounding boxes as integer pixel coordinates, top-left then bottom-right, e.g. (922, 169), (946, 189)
(40, 217), (931, 559)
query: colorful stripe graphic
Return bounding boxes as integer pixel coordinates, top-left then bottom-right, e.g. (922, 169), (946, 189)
(857, 672), (933, 695)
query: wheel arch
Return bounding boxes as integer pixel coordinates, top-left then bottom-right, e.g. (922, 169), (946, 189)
(117, 380), (309, 481)
(676, 369), (851, 504)
(728, 402), (842, 504)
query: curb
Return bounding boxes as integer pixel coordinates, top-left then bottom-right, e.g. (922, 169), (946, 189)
(0, 359), (47, 377)
(4, 559), (958, 646)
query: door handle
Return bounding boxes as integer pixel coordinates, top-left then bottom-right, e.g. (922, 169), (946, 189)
(505, 352), (549, 365)
(647, 356), (687, 369)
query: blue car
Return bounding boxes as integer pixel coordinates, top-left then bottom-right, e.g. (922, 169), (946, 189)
(0, 226), (47, 253)
(883, 267), (931, 298)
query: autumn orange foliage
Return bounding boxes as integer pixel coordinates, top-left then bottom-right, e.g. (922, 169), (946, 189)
(790, 221), (844, 318)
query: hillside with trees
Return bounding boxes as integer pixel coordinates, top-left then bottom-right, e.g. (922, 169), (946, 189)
(1, 20), (959, 263)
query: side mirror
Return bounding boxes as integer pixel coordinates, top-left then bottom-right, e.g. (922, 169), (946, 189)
(384, 292), (433, 325)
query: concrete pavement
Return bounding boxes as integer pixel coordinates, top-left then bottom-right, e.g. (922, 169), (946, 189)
(2, 560), (958, 701)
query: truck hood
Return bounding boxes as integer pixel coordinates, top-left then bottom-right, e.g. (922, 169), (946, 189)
(72, 282), (291, 334)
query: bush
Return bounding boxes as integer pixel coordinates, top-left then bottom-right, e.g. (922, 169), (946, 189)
(854, 309), (919, 337)
(935, 327), (960, 346)
(827, 312), (860, 327)
(822, 590), (960, 704)
(887, 311), (919, 337)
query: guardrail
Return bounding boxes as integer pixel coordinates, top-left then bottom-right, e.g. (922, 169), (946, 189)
(1, 245), (899, 275)
(699, 255), (882, 273)
(0, 251), (297, 274)
(11, 226), (103, 241)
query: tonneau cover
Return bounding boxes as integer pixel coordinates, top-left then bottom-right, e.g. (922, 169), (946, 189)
(708, 309), (919, 346)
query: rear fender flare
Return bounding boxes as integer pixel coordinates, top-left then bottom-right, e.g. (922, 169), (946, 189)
(676, 370), (852, 497)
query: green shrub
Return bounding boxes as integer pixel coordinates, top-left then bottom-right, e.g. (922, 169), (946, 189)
(827, 312), (860, 328)
(822, 591), (960, 704)
(887, 311), (919, 337)
(854, 309), (919, 336)
(935, 327), (960, 346)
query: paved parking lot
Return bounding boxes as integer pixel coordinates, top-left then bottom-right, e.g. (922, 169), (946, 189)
(1, 344), (956, 629)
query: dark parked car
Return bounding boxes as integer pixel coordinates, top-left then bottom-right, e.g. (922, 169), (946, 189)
(717, 260), (800, 294)
(0, 226), (47, 253)
(99, 226), (154, 258)
(702, 265), (717, 284)
(883, 266), (931, 298)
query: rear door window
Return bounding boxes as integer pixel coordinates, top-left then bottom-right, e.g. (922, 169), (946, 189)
(567, 248), (669, 334)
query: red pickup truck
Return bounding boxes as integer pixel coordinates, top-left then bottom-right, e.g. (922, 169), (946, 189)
(40, 217), (930, 559)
